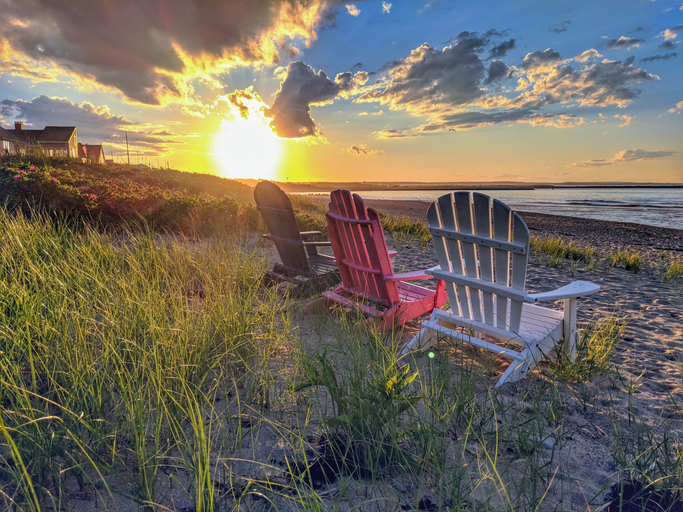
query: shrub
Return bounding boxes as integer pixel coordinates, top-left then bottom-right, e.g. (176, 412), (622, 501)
(664, 258), (683, 282)
(530, 235), (598, 265)
(609, 249), (643, 273)
(0, 156), (256, 235)
(378, 212), (431, 246)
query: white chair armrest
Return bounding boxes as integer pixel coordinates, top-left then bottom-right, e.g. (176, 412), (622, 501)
(526, 281), (600, 303)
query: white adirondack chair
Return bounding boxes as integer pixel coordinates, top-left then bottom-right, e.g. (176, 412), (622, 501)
(402, 191), (600, 387)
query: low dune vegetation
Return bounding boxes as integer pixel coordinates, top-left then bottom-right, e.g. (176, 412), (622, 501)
(0, 156), (681, 511)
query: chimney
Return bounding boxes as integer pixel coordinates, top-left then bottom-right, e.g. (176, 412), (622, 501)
(14, 122), (23, 131)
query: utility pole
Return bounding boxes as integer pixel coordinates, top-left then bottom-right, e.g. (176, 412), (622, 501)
(125, 133), (130, 165)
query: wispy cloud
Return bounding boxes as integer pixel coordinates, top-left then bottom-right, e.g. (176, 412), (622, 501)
(641, 53), (678, 62)
(606, 36), (645, 50)
(346, 144), (384, 155)
(374, 129), (417, 139)
(572, 148), (675, 167)
(614, 114), (632, 127)
(668, 100), (683, 114)
(549, 20), (571, 33)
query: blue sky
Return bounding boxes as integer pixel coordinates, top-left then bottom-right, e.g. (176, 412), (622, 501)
(0, 0), (681, 183)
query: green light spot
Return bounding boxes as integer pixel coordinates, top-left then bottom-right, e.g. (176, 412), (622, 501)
(428, 352), (435, 358)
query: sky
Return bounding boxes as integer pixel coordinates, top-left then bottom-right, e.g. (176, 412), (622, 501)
(0, 0), (682, 184)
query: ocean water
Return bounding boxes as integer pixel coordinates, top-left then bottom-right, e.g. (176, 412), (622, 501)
(340, 188), (683, 230)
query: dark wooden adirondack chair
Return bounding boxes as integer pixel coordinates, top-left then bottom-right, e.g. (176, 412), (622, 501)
(305, 189), (447, 331)
(254, 181), (339, 295)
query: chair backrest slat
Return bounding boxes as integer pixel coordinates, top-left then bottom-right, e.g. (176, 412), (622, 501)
(473, 193), (495, 325)
(327, 190), (398, 304)
(492, 199), (512, 328)
(453, 191), (482, 323)
(429, 192), (530, 334)
(254, 181), (309, 272)
(436, 194), (470, 318)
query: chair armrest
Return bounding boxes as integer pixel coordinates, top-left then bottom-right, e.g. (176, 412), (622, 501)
(385, 270), (435, 281)
(526, 281), (600, 303)
(302, 241), (332, 247)
(388, 250), (398, 258)
(300, 231), (323, 241)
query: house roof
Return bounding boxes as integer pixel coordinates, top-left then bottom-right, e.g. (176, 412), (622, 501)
(0, 126), (22, 143)
(79, 144), (104, 159)
(38, 126), (76, 142)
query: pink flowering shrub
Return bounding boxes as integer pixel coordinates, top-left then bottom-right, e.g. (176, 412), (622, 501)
(0, 156), (263, 235)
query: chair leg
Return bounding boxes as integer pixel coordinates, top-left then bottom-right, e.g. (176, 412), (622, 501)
(401, 312), (439, 355)
(496, 357), (531, 387)
(562, 298), (578, 360)
(303, 296), (332, 315)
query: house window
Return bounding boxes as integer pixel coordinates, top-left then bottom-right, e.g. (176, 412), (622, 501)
(2, 140), (9, 153)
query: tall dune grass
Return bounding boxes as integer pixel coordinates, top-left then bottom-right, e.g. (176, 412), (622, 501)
(0, 210), (288, 510)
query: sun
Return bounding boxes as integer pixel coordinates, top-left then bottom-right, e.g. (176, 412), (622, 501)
(213, 111), (282, 181)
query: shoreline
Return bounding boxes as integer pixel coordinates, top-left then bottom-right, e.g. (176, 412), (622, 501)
(306, 197), (683, 262)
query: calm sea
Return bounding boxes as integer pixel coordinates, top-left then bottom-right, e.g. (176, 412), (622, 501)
(325, 188), (682, 230)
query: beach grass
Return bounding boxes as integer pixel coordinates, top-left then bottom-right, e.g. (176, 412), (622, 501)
(1, 157), (682, 511)
(664, 258), (683, 282)
(530, 235), (598, 269)
(609, 248), (644, 273)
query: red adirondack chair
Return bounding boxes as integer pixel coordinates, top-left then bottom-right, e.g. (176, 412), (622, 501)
(306, 189), (447, 330)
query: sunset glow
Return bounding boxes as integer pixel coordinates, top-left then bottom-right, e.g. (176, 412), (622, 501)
(0, 1), (680, 183)
(213, 112), (282, 181)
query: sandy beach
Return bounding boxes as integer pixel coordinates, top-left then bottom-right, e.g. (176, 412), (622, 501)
(286, 196), (683, 508)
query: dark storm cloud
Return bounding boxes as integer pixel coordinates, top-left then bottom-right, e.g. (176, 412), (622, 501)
(265, 61), (364, 138)
(485, 60), (511, 83)
(0, 0), (345, 105)
(488, 39), (516, 59)
(658, 41), (680, 51)
(607, 36), (646, 50)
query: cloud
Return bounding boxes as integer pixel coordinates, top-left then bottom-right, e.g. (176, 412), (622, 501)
(607, 36), (646, 50)
(358, 33), (489, 111)
(358, 110), (384, 116)
(0, 95), (178, 150)
(549, 20), (571, 33)
(485, 60), (512, 84)
(382, 2), (392, 14)
(374, 129), (417, 139)
(349, 35), (657, 134)
(668, 100), (683, 114)
(421, 111), (584, 131)
(488, 39), (516, 59)
(658, 40), (680, 51)
(660, 25), (683, 40)
(346, 4), (360, 16)
(572, 148), (676, 167)
(575, 49), (602, 62)
(641, 53), (678, 62)
(614, 114), (632, 127)
(0, 1), (343, 105)
(265, 61), (365, 138)
(346, 144), (384, 155)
